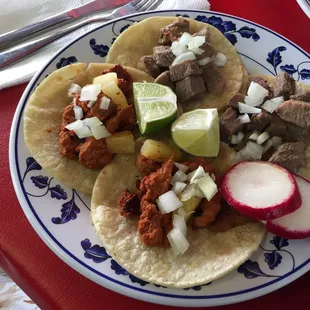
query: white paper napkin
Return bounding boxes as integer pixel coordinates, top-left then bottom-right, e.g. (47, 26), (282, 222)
(0, 0), (210, 90)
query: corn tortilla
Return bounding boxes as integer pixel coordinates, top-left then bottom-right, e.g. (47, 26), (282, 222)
(106, 16), (244, 111)
(23, 63), (154, 195)
(91, 154), (265, 288)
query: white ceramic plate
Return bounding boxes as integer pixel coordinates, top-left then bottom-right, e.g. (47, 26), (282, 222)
(9, 10), (310, 307)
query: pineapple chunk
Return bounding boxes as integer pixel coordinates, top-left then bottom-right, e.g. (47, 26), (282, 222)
(177, 196), (201, 221)
(101, 80), (128, 110)
(106, 131), (135, 154)
(141, 139), (181, 162)
(93, 72), (117, 85)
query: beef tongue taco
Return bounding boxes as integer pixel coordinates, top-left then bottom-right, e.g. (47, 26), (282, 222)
(219, 72), (310, 180)
(24, 63), (153, 195)
(106, 16), (246, 111)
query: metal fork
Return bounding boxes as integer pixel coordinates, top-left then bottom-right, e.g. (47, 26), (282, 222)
(0, 0), (163, 70)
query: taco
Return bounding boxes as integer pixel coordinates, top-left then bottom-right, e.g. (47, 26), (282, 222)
(106, 16), (246, 111)
(91, 153), (265, 288)
(24, 63), (154, 195)
(219, 72), (310, 180)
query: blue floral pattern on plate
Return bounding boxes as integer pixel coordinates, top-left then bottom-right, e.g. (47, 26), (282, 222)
(56, 56), (77, 69)
(266, 46), (310, 79)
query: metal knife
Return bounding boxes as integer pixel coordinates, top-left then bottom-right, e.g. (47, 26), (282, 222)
(0, 0), (131, 49)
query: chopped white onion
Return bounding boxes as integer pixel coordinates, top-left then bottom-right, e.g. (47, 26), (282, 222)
(190, 46), (205, 55)
(256, 131), (270, 145)
(174, 162), (189, 173)
(100, 96), (110, 110)
(179, 32), (193, 46)
(157, 190), (183, 214)
(65, 120), (84, 131)
(87, 100), (96, 108)
(189, 166), (205, 183)
(75, 125), (93, 139)
(237, 131), (245, 143)
(262, 96), (284, 113)
(263, 139), (273, 154)
(249, 130), (261, 141)
(271, 136), (283, 147)
(171, 170), (188, 185)
(171, 41), (189, 57)
(210, 173), (216, 182)
(238, 102), (261, 114)
(181, 183), (196, 201)
(214, 53), (227, 66)
(172, 51), (196, 65)
(80, 84), (101, 101)
(68, 83), (81, 97)
(196, 174), (218, 201)
(73, 105), (83, 120)
(90, 125), (111, 140)
(244, 95), (260, 107)
(246, 82), (269, 106)
(188, 36), (205, 55)
(231, 135), (238, 144)
(238, 141), (263, 160)
(83, 117), (102, 128)
(194, 186), (205, 198)
(167, 227), (189, 255)
(73, 97), (77, 106)
(173, 214), (187, 236)
(197, 57), (212, 66)
(172, 182), (187, 196)
(238, 113), (251, 124)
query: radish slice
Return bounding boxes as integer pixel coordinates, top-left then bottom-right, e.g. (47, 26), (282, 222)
(221, 161), (302, 220)
(266, 175), (310, 239)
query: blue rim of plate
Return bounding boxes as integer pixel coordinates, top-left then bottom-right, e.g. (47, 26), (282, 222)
(9, 9), (310, 304)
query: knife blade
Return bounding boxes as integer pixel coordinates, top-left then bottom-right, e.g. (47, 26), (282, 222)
(67, 0), (131, 18)
(0, 0), (131, 49)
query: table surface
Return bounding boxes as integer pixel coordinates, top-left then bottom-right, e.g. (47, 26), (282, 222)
(1, 1), (310, 309)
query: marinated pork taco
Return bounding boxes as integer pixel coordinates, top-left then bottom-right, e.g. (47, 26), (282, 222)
(106, 16), (246, 111)
(91, 153), (265, 288)
(24, 63), (154, 195)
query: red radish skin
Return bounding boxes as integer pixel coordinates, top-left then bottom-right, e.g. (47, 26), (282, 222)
(266, 175), (310, 239)
(220, 161), (302, 220)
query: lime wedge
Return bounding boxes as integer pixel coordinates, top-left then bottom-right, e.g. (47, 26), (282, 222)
(171, 109), (220, 157)
(133, 82), (178, 134)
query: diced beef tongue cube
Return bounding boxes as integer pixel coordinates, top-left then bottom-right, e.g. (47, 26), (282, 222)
(169, 60), (201, 82)
(247, 110), (271, 131)
(290, 88), (310, 102)
(202, 62), (225, 95)
(268, 142), (305, 173)
(153, 46), (175, 67)
(138, 55), (160, 78)
(273, 71), (296, 99)
(249, 76), (273, 98)
(175, 76), (206, 102)
(265, 114), (287, 137)
(193, 26), (210, 41)
(276, 99), (310, 128)
(154, 71), (176, 91)
(220, 107), (244, 139)
(158, 17), (190, 46)
(285, 123), (309, 142)
(196, 42), (216, 60)
(228, 93), (246, 108)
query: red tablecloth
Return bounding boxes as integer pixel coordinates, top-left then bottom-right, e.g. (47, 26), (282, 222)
(1, 1), (309, 309)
